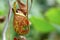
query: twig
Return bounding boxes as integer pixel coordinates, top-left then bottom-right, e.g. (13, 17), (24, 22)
(28, 0), (33, 13)
(27, 0), (28, 19)
(2, 0), (12, 40)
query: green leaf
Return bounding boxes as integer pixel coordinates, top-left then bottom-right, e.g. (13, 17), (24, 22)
(45, 7), (60, 25)
(0, 10), (5, 16)
(30, 16), (55, 33)
(0, 10), (8, 16)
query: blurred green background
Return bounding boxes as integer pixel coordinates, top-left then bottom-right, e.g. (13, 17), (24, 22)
(0, 0), (60, 40)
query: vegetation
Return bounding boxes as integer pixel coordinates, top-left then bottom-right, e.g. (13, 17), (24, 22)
(0, 0), (60, 40)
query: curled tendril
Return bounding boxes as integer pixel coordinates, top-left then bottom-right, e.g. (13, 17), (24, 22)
(13, 2), (16, 14)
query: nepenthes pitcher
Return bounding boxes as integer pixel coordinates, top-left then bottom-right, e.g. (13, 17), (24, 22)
(12, 0), (32, 35)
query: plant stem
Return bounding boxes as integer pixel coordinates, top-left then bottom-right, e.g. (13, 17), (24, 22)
(2, 0), (12, 40)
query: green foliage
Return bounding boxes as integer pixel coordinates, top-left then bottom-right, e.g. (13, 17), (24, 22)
(0, 10), (5, 16)
(0, 0), (60, 40)
(45, 7), (60, 25)
(30, 16), (55, 33)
